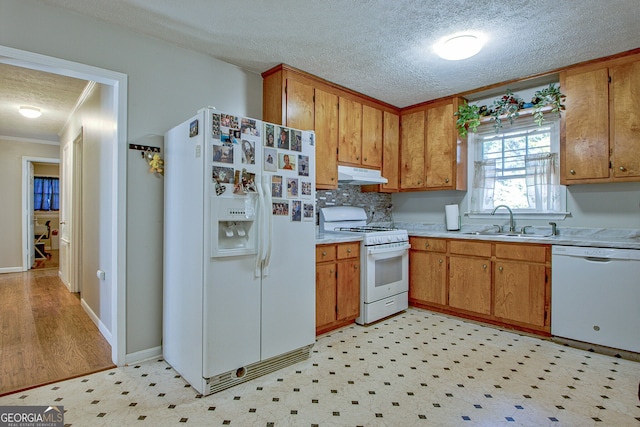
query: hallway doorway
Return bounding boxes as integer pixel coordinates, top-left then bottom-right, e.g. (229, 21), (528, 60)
(1, 46), (128, 366)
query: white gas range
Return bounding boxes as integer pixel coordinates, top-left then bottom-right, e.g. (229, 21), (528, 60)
(319, 207), (410, 325)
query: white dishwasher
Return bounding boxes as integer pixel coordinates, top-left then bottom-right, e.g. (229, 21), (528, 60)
(552, 245), (640, 353)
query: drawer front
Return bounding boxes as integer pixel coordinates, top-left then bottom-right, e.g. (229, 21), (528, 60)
(449, 240), (492, 258)
(495, 243), (548, 263)
(410, 237), (447, 253)
(316, 245), (337, 262)
(337, 242), (360, 259)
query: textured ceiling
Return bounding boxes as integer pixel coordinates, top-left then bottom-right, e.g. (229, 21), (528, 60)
(38, 0), (640, 107)
(0, 63), (88, 142)
(3, 0), (639, 142)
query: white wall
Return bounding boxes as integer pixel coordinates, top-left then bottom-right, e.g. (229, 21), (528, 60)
(1, 0), (263, 358)
(392, 182), (640, 231)
(0, 139), (60, 270)
(59, 82), (115, 332)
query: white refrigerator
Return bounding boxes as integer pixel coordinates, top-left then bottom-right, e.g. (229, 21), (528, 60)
(163, 108), (316, 395)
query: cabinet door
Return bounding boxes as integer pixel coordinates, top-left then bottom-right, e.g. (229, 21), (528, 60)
(448, 256), (491, 315)
(362, 105), (383, 168)
(286, 79), (314, 130)
(494, 262), (547, 327)
(426, 102), (454, 188)
(400, 110), (426, 189)
(337, 260), (360, 321)
(316, 262), (337, 328)
(338, 97), (363, 165)
(315, 88), (339, 188)
(611, 59), (640, 178)
(562, 68), (610, 182)
(381, 111), (400, 192)
(409, 251), (446, 305)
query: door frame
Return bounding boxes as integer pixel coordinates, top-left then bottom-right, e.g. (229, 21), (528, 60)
(22, 157), (60, 271)
(3, 45), (128, 366)
(71, 129), (83, 294)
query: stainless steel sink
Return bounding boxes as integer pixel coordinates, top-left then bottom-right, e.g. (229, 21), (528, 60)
(461, 231), (553, 238)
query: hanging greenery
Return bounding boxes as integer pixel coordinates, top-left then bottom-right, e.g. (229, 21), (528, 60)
(453, 101), (481, 137)
(455, 83), (566, 137)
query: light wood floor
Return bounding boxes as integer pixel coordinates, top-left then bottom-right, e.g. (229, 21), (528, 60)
(0, 268), (114, 396)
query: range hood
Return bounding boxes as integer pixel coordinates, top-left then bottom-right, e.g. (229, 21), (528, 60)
(337, 165), (388, 185)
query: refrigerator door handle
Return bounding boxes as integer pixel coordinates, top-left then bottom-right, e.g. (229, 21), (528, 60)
(262, 177), (273, 277)
(255, 176), (266, 278)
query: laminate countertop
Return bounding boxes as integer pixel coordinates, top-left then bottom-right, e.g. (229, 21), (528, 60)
(401, 223), (640, 250)
(316, 223), (640, 250)
(315, 232), (364, 245)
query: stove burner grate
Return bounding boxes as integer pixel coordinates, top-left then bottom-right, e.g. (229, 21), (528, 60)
(335, 226), (398, 233)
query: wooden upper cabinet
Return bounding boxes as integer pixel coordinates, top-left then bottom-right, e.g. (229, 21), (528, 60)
(561, 67), (610, 182)
(610, 59), (640, 178)
(361, 104), (383, 168)
(285, 79), (314, 131)
(400, 110), (426, 189)
(426, 101), (454, 188)
(381, 111), (400, 192)
(561, 52), (640, 184)
(263, 65), (400, 190)
(399, 97), (466, 192)
(338, 97), (363, 165)
(315, 88), (339, 189)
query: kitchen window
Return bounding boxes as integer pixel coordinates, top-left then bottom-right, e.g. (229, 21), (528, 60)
(469, 117), (567, 218)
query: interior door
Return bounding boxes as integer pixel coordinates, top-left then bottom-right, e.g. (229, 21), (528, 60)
(27, 162), (34, 268)
(59, 141), (72, 290)
(72, 131), (83, 293)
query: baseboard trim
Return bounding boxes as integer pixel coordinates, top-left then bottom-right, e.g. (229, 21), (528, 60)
(0, 266), (24, 274)
(80, 298), (113, 345)
(125, 346), (163, 365)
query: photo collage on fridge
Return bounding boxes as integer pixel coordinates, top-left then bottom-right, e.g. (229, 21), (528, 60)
(211, 112), (314, 222)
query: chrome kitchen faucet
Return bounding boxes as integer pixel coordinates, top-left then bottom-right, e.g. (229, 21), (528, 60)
(491, 205), (515, 233)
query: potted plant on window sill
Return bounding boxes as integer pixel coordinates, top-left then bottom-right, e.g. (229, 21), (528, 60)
(455, 84), (566, 137)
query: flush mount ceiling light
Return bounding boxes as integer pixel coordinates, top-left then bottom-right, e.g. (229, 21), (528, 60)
(435, 34), (485, 61)
(19, 106), (42, 118)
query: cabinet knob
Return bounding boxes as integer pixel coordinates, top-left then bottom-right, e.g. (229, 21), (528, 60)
(619, 166), (626, 171)
(347, 248), (352, 253)
(425, 242), (430, 248)
(570, 169), (576, 175)
(354, 265), (358, 270)
(364, 157), (367, 161)
(499, 266), (503, 272)
(331, 177), (335, 181)
(445, 178), (449, 183)
(482, 264), (487, 269)
(438, 259), (443, 264)
(330, 269), (334, 274)
(356, 156), (360, 160)
(322, 251), (327, 256)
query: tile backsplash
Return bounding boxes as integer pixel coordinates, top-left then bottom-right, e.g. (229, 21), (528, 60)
(316, 184), (392, 224)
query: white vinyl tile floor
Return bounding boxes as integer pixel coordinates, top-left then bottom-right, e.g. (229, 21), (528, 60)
(1, 307), (639, 426)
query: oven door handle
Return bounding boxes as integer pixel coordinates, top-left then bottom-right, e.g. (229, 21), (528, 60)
(367, 244), (411, 256)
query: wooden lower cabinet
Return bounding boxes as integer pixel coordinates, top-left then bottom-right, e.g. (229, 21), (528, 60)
(448, 255), (491, 315)
(494, 262), (547, 327)
(493, 243), (550, 330)
(316, 242), (360, 335)
(409, 237), (447, 306)
(408, 237), (551, 335)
